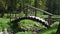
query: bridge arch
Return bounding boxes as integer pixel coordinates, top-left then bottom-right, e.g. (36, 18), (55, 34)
(10, 16), (50, 32)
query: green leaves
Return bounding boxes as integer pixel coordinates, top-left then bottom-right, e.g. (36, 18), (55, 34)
(0, 18), (9, 31)
(0, 22), (9, 28)
(18, 20), (45, 31)
(17, 31), (33, 34)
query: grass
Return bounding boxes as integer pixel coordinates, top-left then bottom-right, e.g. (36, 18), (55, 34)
(1, 12), (60, 18)
(18, 20), (46, 31)
(17, 31), (33, 34)
(15, 21), (59, 34)
(0, 13), (60, 34)
(0, 18), (10, 23)
(16, 19), (59, 34)
(38, 22), (59, 34)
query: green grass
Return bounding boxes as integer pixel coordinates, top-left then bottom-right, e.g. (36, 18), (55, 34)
(0, 13), (60, 34)
(15, 21), (59, 34)
(17, 31), (33, 34)
(0, 19), (59, 34)
(18, 20), (46, 31)
(1, 13), (60, 18)
(0, 18), (10, 23)
(38, 22), (59, 34)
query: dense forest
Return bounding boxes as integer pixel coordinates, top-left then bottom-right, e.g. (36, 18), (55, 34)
(0, 0), (60, 14)
(0, 0), (60, 34)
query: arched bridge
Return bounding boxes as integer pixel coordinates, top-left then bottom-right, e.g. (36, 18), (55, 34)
(10, 6), (53, 33)
(11, 16), (50, 28)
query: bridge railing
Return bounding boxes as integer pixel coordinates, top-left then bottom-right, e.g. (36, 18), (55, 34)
(27, 5), (53, 16)
(25, 5), (54, 25)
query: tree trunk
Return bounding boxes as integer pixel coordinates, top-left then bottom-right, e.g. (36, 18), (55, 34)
(46, 0), (54, 14)
(0, 7), (5, 18)
(34, 0), (38, 16)
(0, 2), (5, 18)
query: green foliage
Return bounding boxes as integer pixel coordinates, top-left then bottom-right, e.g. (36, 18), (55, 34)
(0, 21), (9, 31)
(0, 14), (59, 34)
(17, 31), (33, 34)
(38, 22), (59, 34)
(0, 0), (48, 11)
(0, 0), (59, 34)
(18, 20), (45, 31)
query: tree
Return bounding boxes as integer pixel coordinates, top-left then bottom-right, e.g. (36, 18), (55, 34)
(0, 2), (5, 17)
(46, 0), (59, 15)
(34, 0), (38, 16)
